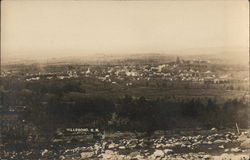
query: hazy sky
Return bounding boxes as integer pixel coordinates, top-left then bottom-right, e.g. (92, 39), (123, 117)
(1, 0), (249, 62)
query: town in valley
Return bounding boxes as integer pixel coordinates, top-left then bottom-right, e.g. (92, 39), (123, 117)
(0, 54), (249, 159)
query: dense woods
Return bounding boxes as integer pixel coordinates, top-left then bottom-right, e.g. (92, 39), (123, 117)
(1, 78), (248, 138)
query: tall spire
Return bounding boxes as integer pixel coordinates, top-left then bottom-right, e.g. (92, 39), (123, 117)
(176, 56), (180, 64)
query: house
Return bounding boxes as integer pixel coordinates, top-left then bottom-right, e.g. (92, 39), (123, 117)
(9, 106), (27, 112)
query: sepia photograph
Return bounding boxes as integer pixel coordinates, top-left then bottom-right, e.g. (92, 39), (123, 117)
(0, 0), (249, 159)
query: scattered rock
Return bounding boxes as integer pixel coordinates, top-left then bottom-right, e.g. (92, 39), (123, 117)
(212, 153), (249, 160)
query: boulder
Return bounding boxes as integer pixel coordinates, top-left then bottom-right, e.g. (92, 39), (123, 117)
(41, 149), (48, 156)
(138, 142), (146, 147)
(211, 128), (217, 131)
(214, 139), (226, 144)
(129, 151), (140, 158)
(181, 144), (186, 148)
(202, 154), (211, 159)
(183, 141), (191, 145)
(108, 143), (117, 149)
(156, 143), (163, 148)
(230, 147), (241, 153)
(153, 150), (165, 158)
(240, 139), (250, 149)
(164, 144), (173, 147)
(134, 154), (144, 160)
(80, 152), (94, 159)
(218, 145), (224, 149)
(102, 150), (116, 159)
(237, 134), (248, 142)
(118, 146), (126, 149)
(164, 149), (173, 154)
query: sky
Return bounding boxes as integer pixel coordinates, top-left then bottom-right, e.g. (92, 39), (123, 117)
(1, 0), (249, 62)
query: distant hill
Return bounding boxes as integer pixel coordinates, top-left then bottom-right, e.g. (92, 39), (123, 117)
(2, 48), (248, 67)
